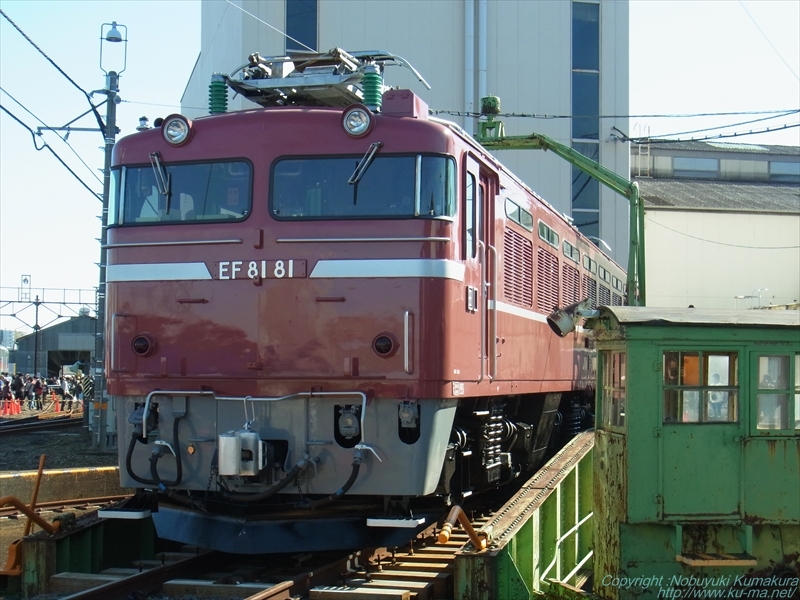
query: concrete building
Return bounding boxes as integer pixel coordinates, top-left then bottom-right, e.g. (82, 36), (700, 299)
(180, 0), (631, 265)
(632, 141), (800, 308)
(0, 329), (17, 351)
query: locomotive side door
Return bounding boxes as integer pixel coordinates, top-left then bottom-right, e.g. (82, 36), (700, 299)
(463, 154), (498, 383)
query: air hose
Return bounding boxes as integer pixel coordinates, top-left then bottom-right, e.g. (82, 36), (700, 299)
(149, 445), (205, 511)
(126, 416), (183, 486)
(218, 458), (309, 504)
(305, 447), (365, 509)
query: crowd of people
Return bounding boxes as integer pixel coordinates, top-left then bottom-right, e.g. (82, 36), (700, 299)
(1, 372), (84, 412)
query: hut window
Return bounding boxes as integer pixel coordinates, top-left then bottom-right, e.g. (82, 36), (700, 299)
(663, 351), (738, 423)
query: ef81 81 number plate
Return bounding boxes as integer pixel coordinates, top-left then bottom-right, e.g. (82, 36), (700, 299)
(216, 260), (307, 280)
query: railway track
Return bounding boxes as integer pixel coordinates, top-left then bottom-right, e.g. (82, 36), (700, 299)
(0, 413), (84, 435)
(49, 516), (481, 600)
(0, 495), (130, 519)
(11, 436), (593, 599)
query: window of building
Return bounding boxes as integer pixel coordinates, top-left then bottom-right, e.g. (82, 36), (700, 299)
(572, 72), (600, 141)
(286, 0), (317, 53)
(572, 2), (599, 71)
(663, 351), (738, 423)
(756, 354), (800, 431)
(572, 209), (599, 240)
(769, 161), (800, 183)
(572, 142), (600, 239)
(672, 157), (719, 179)
(572, 2), (600, 240)
(601, 350), (626, 429)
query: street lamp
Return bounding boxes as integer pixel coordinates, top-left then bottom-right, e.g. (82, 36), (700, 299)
(734, 289), (768, 309)
(753, 288), (768, 308)
(93, 21), (127, 451)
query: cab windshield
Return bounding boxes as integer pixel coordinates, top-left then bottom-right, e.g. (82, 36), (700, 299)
(270, 154), (455, 220)
(110, 160), (252, 226)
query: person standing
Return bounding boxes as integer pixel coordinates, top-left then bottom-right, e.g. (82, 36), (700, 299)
(60, 375), (71, 412)
(72, 379), (83, 412)
(12, 373), (24, 403)
(23, 376), (35, 410)
(33, 376), (44, 410)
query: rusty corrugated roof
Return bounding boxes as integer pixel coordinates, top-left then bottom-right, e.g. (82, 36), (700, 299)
(636, 178), (800, 212)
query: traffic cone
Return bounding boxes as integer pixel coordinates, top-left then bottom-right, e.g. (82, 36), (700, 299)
(1, 400), (9, 416)
(13, 399), (21, 414)
(54, 395), (61, 413)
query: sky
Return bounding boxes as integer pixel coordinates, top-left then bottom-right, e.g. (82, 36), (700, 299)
(1, 0), (798, 334)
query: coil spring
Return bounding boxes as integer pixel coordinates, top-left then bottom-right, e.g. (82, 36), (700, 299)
(209, 74), (228, 114)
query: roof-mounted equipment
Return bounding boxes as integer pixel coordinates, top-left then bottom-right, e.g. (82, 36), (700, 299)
(222, 48), (430, 109)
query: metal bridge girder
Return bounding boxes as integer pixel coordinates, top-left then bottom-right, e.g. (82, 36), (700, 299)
(454, 431), (595, 600)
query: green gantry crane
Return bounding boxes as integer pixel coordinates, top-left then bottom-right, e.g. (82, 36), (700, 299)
(473, 97), (645, 307)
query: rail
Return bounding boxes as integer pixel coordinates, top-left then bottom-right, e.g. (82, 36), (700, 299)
(0, 414), (84, 435)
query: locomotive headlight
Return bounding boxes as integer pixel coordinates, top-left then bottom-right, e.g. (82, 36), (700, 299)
(161, 114), (192, 146)
(338, 411), (360, 438)
(342, 105), (373, 137)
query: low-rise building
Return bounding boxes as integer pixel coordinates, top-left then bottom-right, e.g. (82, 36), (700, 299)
(631, 141), (799, 308)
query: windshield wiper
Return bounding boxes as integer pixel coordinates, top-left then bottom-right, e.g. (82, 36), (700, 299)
(348, 142), (383, 185)
(149, 151), (172, 213)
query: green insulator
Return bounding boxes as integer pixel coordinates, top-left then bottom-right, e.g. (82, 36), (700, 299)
(361, 65), (382, 112)
(209, 74), (228, 114)
(481, 96), (501, 115)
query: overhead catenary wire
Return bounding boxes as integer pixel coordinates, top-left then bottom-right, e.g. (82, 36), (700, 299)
(2, 3), (795, 198)
(630, 123), (800, 144)
(431, 107), (799, 143)
(624, 110), (799, 140)
(738, 0), (800, 81)
(0, 9), (91, 97)
(224, 0), (315, 53)
(0, 86), (103, 185)
(0, 8), (106, 133)
(0, 104), (101, 200)
(430, 108), (799, 120)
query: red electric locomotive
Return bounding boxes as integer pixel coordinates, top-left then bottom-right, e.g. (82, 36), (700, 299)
(105, 49), (625, 553)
